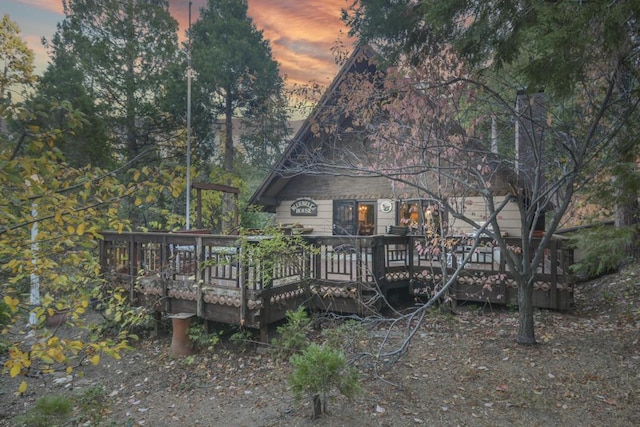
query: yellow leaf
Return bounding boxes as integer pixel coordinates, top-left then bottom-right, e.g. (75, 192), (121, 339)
(66, 366), (73, 374)
(134, 197), (142, 206)
(18, 381), (28, 395)
(67, 225), (75, 234)
(3, 295), (19, 312)
(90, 354), (100, 366)
(76, 222), (86, 236)
(10, 364), (21, 378)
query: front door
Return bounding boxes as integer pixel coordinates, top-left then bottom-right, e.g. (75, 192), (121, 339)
(333, 200), (357, 235)
(333, 200), (376, 235)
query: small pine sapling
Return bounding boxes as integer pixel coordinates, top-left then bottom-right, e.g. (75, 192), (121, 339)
(289, 343), (361, 419)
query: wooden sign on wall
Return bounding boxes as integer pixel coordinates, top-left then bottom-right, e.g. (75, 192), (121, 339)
(290, 198), (318, 216)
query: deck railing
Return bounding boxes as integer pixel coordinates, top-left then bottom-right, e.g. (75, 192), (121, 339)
(100, 231), (576, 334)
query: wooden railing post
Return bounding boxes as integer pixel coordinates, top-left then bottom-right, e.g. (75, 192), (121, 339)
(371, 236), (384, 284)
(238, 244), (246, 326)
(408, 236), (415, 280)
(550, 239), (558, 309)
(128, 234), (136, 301)
(196, 236), (203, 318)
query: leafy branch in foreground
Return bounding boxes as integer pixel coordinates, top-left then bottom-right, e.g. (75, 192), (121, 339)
(1, 119), (184, 394)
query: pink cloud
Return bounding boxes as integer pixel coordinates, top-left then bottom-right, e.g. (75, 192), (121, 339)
(15, 0), (354, 88)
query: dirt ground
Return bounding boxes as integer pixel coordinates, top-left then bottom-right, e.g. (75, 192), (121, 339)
(1, 263), (639, 427)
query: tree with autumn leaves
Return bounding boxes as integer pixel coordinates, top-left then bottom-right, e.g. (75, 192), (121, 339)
(290, 0), (640, 345)
(0, 14), (185, 393)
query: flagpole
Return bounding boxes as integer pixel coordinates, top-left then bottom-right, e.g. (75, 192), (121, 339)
(186, 1), (192, 230)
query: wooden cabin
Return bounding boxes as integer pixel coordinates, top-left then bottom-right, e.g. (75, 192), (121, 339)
(99, 48), (574, 346)
(248, 46), (538, 240)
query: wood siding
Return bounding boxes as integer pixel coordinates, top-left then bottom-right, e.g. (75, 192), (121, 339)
(277, 174), (394, 200)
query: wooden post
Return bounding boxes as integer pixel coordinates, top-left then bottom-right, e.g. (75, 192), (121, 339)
(128, 234), (136, 302)
(238, 244), (246, 327)
(196, 236), (203, 317)
(550, 239), (558, 309)
(152, 311), (163, 337)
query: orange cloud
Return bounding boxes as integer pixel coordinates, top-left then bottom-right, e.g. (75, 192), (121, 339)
(170, 0), (354, 87)
(16, 0), (354, 88)
(247, 0), (353, 85)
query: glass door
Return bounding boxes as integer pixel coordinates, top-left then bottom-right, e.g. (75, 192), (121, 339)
(333, 200), (376, 236)
(357, 202), (376, 235)
(333, 200), (357, 235)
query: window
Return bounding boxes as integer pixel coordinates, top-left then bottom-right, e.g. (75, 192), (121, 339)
(398, 199), (445, 236)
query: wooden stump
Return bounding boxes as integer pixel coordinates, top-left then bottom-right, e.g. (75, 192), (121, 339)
(169, 314), (195, 357)
(45, 311), (69, 327)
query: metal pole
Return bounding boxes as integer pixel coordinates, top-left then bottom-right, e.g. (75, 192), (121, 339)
(186, 1), (193, 230)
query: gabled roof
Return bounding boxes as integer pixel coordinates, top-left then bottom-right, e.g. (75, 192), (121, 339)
(248, 44), (378, 212)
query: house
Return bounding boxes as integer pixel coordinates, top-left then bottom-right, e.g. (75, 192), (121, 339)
(248, 45), (538, 239)
(99, 51), (573, 338)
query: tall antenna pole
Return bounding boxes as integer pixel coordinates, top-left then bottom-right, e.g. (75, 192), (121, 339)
(186, 1), (192, 230)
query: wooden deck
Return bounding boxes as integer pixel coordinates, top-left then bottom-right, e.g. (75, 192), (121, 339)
(100, 231), (575, 339)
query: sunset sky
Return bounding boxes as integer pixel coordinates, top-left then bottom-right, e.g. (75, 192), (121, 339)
(4, 0), (355, 87)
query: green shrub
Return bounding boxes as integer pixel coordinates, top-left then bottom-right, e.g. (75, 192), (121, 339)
(0, 299), (11, 328)
(0, 300), (11, 357)
(187, 319), (221, 351)
(321, 319), (366, 353)
(569, 225), (636, 277)
(289, 343), (361, 418)
(271, 306), (312, 361)
(73, 385), (108, 424)
(15, 395), (73, 427)
(234, 226), (319, 288)
(229, 326), (255, 352)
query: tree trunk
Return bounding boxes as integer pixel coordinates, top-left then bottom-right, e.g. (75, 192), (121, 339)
(516, 279), (536, 345)
(311, 394), (322, 419)
(224, 90), (234, 173)
(613, 142), (639, 260)
(221, 92), (236, 233)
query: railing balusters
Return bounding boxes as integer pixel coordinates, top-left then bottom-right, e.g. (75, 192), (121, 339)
(100, 231), (574, 313)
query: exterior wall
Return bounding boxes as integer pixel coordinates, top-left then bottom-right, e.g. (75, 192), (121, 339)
(376, 199), (397, 234)
(450, 196), (522, 237)
(275, 199), (334, 235)
(273, 195), (523, 237)
(278, 175), (394, 201)
(275, 198), (398, 236)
